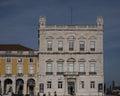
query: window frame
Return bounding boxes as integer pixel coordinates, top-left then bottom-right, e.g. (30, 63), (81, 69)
(47, 41), (52, 51)
(69, 40), (74, 51)
(58, 41), (63, 51)
(40, 83), (44, 93)
(47, 81), (52, 88)
(90, 63), (95, 72)
(90, 41), (95, 51)
(58, 81), (62, 88)
(80, 41), (85, 51)
(80, 81), (85, 89)
(90, 81), (95, 88)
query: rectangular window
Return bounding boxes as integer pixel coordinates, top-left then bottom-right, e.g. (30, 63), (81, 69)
(47, 41), (52, 51)
(30, 58), (34, 63)
(18, 58), (22, 63)
(58, 41), (63, 51)
(6, 58), (11, 63)
(47, 81), (52, 88)
(80, 81), (84, 88)
(58, 81), (62, 88)
(69, 63), (74, 72)
(57, 63), (63, 72)
(69, 40), (74, 51)
(79, 64), (85, 72)
(90, 41), (95, 51)
(6, 65), (12, 74)
(80, 41), (85, 51)
(29, 64), (34, 74)
(40, 83), (44, 93)
(90, 81), (95, 88)
(90, 63), (95, 72)
(18, 65), (23, 73)
(47, 64), (52, 72)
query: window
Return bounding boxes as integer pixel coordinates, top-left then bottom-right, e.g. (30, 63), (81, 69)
(79, 64), (85, 72)
(47, 81), (52, 88)
(69, 63), (74, 72)
(18, 58), (22, 63)
(80, 81), (84, 88)
(90, 63), (95, 72)
(69, 40), (74, 51)
(29, 64), (34, 74)
(90, 81), (95, 88)
(29, 58), (34, 63)
(80, 41), (85, 51)
(18, 64), (23, 73)
(57, 63), (63, 72)
(47, 41), (52, 51)
(90, 41), (95, 51)
(47, 64), (52, 72)
(58, 41), (63, 51)
(58, 81), (62, 88)
(6, 65), (12, 74)
(40, 83), (44, 93)
(17, 51), (23, 54)
(6, 58), (11, 63)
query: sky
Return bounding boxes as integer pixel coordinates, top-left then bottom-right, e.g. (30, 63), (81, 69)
(0, 0), (120, 87)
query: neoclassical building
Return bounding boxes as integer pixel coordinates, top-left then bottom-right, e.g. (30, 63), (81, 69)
(38, 16), (104, 96)
(0, 44), (38, 96)
(0, 16), (104, 96)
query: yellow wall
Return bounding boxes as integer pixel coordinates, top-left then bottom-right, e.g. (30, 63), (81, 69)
(0, 58), (6, 75)
(0, 57), (38, 76)
(12, 58), (17, 75)
(34, 58), (38, 74)
(23, 58), (28, 75)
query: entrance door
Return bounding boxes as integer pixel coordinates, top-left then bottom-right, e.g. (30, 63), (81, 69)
(68, 82), (75, 95)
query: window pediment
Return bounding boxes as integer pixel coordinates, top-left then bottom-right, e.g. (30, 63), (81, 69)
(56, 36), (64, 39)
(46, 36), (54, 39)
(89, 59), (96, 62)
(57, 59), (64, 62)
(78, 59), (86, 62)
(78, 36), (86, 39)
(89, 36), (97, 40)
(67, 58), (76, 62)
(46, 59), (53, 62)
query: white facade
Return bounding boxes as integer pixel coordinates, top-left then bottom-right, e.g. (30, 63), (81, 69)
(38, 16), (104, 96)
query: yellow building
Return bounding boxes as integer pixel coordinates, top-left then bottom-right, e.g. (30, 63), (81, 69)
(0, 44), (38, 95)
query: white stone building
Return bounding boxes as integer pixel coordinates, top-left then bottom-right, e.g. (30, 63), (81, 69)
(38, 16), (104, 96)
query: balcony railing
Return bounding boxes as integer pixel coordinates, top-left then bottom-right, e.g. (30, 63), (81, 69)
(28, 73), (34, 77)
(46, 72), (53, 75)
(57, 72), (64, 75)
(89, 72), (97, 75)
(5, 73), (12, 77)
(63, 72), (79, 76)
(78, 72), (86, 75)
(17, 73), (23, 77)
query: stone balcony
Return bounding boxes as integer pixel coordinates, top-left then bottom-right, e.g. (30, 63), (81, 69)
(63, 72), (79, 76)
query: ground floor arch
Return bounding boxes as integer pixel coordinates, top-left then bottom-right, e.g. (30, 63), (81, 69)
(27, 79), (35, 96)
(16, 79), (24, 95)
(4, 79), (12, 94)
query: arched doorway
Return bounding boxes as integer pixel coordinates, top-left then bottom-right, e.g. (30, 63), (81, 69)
(4, 79), (12, 94)
(16, 79), (24, 95)
(27, 79), (35, 96)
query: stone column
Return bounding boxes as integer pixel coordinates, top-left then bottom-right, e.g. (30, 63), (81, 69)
(12, 78), (16, 93)
(64, 77), (67, 95)
(24, 81), (27, 95)
(1, 80), (4, 94)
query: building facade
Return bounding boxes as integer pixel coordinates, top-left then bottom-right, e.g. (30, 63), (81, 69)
(38, 16), (104, 96)
(0, 44), (38, 95)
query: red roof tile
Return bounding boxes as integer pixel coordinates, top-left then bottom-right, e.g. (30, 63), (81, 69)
(0, 44), (34, 51)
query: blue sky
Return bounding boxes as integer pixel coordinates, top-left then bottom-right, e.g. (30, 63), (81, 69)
(0, 0), (120, 87)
